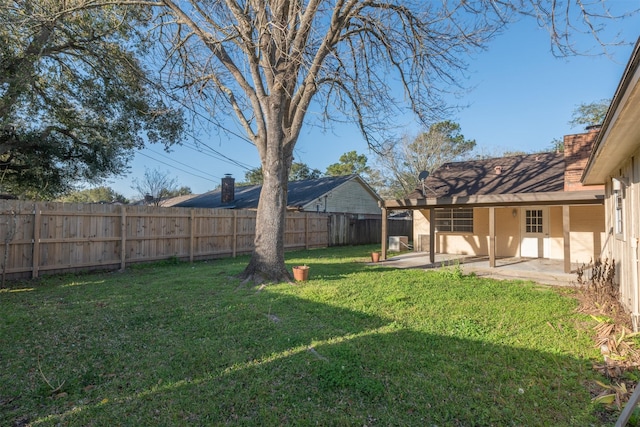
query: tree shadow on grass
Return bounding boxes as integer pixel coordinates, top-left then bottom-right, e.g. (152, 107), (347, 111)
(2, 281), (610, 427)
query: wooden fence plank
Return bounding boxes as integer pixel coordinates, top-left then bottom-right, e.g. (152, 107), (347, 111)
(32, 204), (41, 278)
(120, 207), (127, 270)
(0, 201), (409, 280)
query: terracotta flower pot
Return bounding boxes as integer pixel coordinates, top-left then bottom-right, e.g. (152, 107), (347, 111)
(292, 265), (310, 281)
(371, 252), (380, 263)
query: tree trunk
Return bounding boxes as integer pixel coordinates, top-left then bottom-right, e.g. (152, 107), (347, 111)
(240, 126), (294, 284)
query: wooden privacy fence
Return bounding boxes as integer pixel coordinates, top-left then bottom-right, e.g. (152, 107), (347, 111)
(0, 201), (328, 281)
(328, 214), (413, 246)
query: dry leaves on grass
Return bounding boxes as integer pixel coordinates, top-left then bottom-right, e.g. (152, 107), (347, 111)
(574, 259), (640, 409)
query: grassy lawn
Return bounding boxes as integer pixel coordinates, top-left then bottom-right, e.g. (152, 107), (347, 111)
(0, 245), (613, 426)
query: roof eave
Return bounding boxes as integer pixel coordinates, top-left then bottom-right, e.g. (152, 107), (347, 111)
(583, 37), (640, 185)
(384, 190), (604, 209)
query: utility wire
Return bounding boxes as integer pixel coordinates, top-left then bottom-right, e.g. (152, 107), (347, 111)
(181, 136), (256, 170)
(136, 152), (219, 184)
(138, 64), (259, 172)
(145, 148), (222, 180)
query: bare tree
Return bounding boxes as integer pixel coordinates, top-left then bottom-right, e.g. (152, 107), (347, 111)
(8, 0), (639, 282)
(132, 168), (180, 206)
(146, 1), (505, 282)
(375, 121), (476, 199)
(151, 1), (639, 283)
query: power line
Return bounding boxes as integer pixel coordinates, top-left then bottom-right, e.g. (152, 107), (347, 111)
(181, 136), (256, 170)
(145, 148), (223, 180)
(136, 152), (219, 184)
(179, 143), (254, 172)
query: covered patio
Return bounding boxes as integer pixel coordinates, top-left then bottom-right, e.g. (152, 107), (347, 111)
(380, 189), (605, 275)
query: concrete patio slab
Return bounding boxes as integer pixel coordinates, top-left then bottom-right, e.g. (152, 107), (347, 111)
(374, 252), (584, 287)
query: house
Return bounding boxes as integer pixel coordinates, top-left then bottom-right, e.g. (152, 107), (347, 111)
(382, 129), (606, 272)
(175, 174), (382, 217)
(159, 194), (197, 207)
(582, 38), (640, 330)
(129, 194), (197, 207)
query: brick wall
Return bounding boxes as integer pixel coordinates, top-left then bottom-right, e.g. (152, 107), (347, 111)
(564, 127), (605, 191)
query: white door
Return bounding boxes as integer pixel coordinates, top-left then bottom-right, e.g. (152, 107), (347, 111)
(520, 207), (550, 258)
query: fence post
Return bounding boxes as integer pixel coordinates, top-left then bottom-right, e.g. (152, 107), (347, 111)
(381, 208), (387, 261)
(120, 206), (127, 271)
(32, 203), (41, 278)
(189, 209), (195, 263)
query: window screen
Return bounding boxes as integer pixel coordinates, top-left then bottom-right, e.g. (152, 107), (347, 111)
(434, 208), (473, 233)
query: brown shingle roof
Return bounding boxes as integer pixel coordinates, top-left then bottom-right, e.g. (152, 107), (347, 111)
(406, 152), (565, 199)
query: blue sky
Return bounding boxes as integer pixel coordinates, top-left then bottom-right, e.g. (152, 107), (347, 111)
(107, 10), (640, 199)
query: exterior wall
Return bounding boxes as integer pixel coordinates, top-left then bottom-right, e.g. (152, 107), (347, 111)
(304, 180), (381, 216)
(599, 148), (640, 319)
(412, 205), (604, 264)
(546, 205), (605, 264)
(413, 207), (519, 257)
(569, 205), (606, 263)
(413, 210), (429, 249)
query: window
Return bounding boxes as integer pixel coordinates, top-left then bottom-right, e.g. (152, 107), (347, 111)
(525, 209), (544, 234)
(612, 176), (627, 236)
(434, 208), (473, 233)
(614, 189), (623, 235)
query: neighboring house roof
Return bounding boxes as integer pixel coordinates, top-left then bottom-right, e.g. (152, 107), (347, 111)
(159, 194), (198, 207)
(175, 174), (380, 210)
(405, 152), (565, 199)
(583, 36), (640, 184)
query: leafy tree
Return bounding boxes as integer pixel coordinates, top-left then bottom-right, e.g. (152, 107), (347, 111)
(547, 99), (611, 152)
(243, 168), (264, 185)
(167, 186), (193, 198)
(374, 121), (476, 198)
(325, 151), (371, 178)
(244, 162), (321, 185)
(132, 168), (182, 206)
(0, 0), (183, 198)
(57, 187), (128, 204)
(569, 99), (610, 129)
(291, 162), (322, 181)
(549, 138), (565, 153)
(68, 0), (635, 283)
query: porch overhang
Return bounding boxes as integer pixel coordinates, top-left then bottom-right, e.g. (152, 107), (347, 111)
(379, 189), (604, 274)
(383, 189), (604, 210)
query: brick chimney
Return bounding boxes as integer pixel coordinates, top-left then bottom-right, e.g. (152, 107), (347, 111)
(563, 126), (604, 191)
(221, 174), (235, 204)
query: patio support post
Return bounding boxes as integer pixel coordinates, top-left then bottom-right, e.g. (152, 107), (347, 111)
(381, 206), (388, 261)
(489, 207), (496, 268)
(563, 205), (571, 273)
(429, 208), (435, 264)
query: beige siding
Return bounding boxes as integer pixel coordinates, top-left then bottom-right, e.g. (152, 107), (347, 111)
(413, 210), (429, 244)
(600, 147), (640, 316)
(545, 205), (604, 264)
(307, 180), (380, 215)
(496, 208), (521, 257)
(413, 207), (518, 257)
(411, 205), (604, 264)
